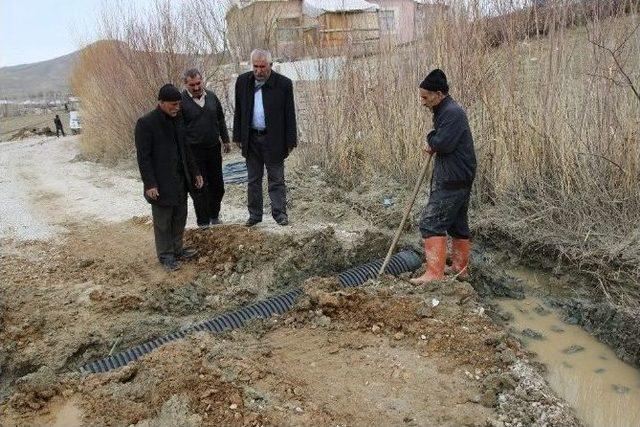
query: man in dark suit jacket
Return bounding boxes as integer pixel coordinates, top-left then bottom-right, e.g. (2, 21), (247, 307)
(181, 68), (231, 228)
(135, 84), (204, 271)
(233, 49), (297, 227)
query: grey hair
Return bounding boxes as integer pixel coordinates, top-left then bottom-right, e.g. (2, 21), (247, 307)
(183, 68), (202, 81)
(250, 49), (272, 63)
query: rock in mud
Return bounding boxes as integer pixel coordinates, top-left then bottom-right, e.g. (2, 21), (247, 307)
(550, 324), (565, 333)
(612, 384), (630, 394)
(415, 303), (435, 318)
(562, 345), (585, 355)
(521, 329), (545, 340)
(481, 371), (517, 407)
(533, 305), (550, 316)
(499, 311), (514, 321)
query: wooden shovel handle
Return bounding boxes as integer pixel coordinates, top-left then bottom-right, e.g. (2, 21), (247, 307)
(377, 154), (433, 277)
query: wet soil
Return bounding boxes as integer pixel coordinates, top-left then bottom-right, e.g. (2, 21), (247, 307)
(0, 137), (596, 426)
(0, 221), (581, 426)
(472, 239), (640, 371)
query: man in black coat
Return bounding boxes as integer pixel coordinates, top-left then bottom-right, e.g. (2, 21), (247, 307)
(135, 84), (204, 271)
(181, 68), (231, 228)
(233, 49), (297, 227)
(54, 115), (65, 137)
(410, 69), (477, 285)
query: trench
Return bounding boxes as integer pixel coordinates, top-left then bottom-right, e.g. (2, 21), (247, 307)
(79, 250), (422, 374)
(494, 266), (640, 427)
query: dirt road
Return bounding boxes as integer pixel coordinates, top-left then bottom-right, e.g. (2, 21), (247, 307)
(0, 135), (580, 426)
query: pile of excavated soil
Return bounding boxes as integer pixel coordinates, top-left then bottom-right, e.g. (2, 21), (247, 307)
(0, 220), (397, 400)
(1, 270), (581, 426)
(1, 215), (580, 426)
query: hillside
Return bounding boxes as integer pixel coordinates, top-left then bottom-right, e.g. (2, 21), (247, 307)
(0, 50), (78, 99)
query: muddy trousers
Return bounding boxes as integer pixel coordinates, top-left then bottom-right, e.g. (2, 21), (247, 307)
(190, 144), (224, 226)
(419, 187), (471, 239)
(246, 133), (287, 222)
(151, 195), (187, 262)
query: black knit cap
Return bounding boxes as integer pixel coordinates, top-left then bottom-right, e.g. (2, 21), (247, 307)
(158, 84), (182, 102)
(420, 69), (449, 93)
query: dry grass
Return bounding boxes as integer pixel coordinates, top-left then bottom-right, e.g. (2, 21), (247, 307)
(294, 3), (640, 304)
(70, 0), (229, 163)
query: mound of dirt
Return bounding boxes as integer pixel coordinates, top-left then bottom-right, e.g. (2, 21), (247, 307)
(0, 217), (580, 426)
(9, 126), (54, 141)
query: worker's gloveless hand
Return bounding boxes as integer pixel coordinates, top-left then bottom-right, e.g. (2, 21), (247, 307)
(145, 187), (159, 200)
(423, 146), (435, 155)
(194, 175), (204, 189)
(222, 142), (231, 154)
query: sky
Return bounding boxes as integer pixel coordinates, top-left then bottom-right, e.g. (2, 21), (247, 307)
(0, 0), (100, 67)
(0, 0), (165, 67)
(0, 0), (232, 68)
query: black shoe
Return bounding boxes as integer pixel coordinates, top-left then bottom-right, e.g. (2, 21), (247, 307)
(160, 258), (180, 272)
(210, 218), (222, 226)
(176, 248), (198, 260)
(245, 218), (261, 227)
(276, 217), (289, 226)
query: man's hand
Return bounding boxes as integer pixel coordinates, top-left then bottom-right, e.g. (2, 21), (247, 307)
(194, 175), (204, 189)
(145, 187), (159, 200)
(423, 145), (435, 155)
(222, 142), (231, 154)
(233, 140), (242, 150)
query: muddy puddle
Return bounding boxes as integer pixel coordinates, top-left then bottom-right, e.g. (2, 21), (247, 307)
(498, 296), (640, 427)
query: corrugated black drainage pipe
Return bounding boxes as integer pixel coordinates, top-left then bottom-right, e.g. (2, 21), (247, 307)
(80, 249), (421, 374)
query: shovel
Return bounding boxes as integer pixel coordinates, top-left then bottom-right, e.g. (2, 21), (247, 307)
(378, 153), (433, 278)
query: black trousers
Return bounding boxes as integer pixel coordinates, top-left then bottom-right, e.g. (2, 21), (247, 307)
(419, 186), (471, 239)
(246, 133), (287, 222)
(151, 193), (188, 262)
(56, 126), (65, 137)
(190, 144), (224, 225)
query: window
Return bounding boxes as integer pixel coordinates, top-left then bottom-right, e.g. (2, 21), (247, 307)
(379, 10), (396, 34)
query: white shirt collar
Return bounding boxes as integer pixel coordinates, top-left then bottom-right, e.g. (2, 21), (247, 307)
(188, 90), (206, 107)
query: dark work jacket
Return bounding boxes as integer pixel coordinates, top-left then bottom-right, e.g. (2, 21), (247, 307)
(181, 89), (230, 147)
(427, 96), (477, 188)
(135, 107), (200, 206)
(233, 71), (297, 163)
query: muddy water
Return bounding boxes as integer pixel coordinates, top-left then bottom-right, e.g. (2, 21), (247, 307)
(498, 297), (640, 427)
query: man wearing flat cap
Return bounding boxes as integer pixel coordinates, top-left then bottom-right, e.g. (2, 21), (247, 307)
(135, 84), (204, 271)
(410, 69), (477, 284)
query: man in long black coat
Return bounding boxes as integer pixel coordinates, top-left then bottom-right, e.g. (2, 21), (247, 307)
(181, 68), (231, 227)
(135, 84), (203, 271)
(233, 49), (297, 226)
